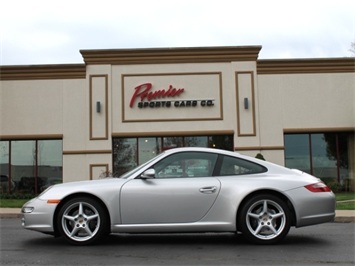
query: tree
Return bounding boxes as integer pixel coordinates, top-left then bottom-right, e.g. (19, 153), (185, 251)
(350, 42), (355, 56)
(112, 139), (136, 176)
(255, 153), (265, 161)
(324, 134), (348, 169)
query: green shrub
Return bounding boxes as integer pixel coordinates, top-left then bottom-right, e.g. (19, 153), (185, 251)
(321, 178), (346, 193)
(255, 153), (265, 160)
(0, 193), (35, 200)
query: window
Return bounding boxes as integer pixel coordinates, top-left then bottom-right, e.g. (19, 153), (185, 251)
(163, 137), (183, 150)
(284, 134), (311, 173)
(138, 138), (161, 164)
(311, 134), (338, 178)
(0, 139), (62, 195)
(219, 155), (267, 176)
(153, 152), (218, 178)
(113, 138), (138, 176)
(284, 132), (353, 191)
(185, 136), (208, 147)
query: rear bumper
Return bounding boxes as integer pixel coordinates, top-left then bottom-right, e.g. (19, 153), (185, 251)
(285, 187), (336, 227)
(295, 212), (335, 227)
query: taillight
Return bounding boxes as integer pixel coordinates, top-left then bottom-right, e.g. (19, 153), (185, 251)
(305, 182), (332, 192)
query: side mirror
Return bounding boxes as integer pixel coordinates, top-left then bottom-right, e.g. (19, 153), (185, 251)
(141, 169), (156, 179)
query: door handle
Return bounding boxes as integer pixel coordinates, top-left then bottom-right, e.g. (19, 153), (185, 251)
(199, 186), (217, 194)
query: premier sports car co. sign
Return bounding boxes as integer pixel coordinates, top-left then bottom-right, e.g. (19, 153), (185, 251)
(130, 83), (215, 109)
(122, 72), (222, 122)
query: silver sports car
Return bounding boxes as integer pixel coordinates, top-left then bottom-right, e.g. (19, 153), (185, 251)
(22, 147), (335, 245)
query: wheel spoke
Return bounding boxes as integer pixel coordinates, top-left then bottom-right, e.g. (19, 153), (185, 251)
(268, 224), (278, 235)
(85, 213), (99, 222)
(271, 212), (284, 219)
(262, 200), (268, 213)
(70, 226), (80, 237)
(78, 202), (84, 216)
(247, 212), (260, 219)
(253, 223), (263, 235)
(63, 214), (76, 222)
(83, 225), (94, 236)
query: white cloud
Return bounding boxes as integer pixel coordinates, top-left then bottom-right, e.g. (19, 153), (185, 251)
(1, 0), (354, 65)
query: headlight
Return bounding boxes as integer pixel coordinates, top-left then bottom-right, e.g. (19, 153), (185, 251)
(22, 207), (34, 213)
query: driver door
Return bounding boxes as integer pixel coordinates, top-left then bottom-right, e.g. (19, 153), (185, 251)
(120, 151), (220, 224)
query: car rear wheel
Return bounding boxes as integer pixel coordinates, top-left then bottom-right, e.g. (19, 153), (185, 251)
(57, 197), (109, 245)
(238, 194), (291, 244)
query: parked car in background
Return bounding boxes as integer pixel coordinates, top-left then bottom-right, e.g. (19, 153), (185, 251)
(0, 175), (16, 193)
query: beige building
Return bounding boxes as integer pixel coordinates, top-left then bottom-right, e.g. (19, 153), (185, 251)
(0, 46), (354, 194)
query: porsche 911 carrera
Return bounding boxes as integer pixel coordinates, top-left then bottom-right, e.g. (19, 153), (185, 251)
(22, 147), (335, 245)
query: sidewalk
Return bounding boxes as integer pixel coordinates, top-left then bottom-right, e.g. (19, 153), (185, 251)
(0, 208), (354, 222)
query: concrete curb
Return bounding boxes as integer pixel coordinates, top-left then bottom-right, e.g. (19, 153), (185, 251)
(334, 210), (355, 223)
(335, 216), (355, 223)
(1, 208), (354, 222)
(0, 208), (22, 219)
(0, 213), (22, 219)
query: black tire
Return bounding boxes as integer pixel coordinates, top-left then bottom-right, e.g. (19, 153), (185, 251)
(238, 194), (291, 245)
(56, 197), (109, 245)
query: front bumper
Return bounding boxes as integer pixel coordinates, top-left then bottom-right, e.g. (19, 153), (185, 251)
(21, 198), (58, 233)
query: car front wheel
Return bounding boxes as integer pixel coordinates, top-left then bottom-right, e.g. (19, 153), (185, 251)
(238, 194), (291, 244)
(57, 197), (109, 245)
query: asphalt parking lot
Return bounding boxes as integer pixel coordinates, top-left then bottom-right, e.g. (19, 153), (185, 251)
(1, 218), (354, 266)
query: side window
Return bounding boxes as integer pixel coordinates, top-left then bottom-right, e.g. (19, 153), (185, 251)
(154, 152), (218, 178)
(219, 155), (267, 176)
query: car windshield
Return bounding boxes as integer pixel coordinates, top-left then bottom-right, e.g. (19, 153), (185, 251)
(118, 151), (166, 179)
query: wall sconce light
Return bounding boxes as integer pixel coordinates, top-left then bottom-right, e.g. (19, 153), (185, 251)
(244, 97), (249, 110)
(96, 101), (101, 113)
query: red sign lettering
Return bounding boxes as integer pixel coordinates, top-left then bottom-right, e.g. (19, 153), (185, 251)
(129, 83), (184, 107)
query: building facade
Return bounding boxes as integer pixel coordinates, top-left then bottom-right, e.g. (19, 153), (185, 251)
(0, 46), (354, 194)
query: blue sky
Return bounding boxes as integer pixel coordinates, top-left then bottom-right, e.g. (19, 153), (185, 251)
(1, 0), (354, 65)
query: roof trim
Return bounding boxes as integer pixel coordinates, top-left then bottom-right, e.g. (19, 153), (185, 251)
(283, 127), (355, 133)
(0, 64), (86, 80)
(0, 134), (64, 140)
(112, 130), (234, 137)
(257, 58), (355, 74)
(80, 46), (262, 65)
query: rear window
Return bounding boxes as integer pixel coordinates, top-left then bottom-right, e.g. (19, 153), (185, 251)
(218, 155), (267, 176)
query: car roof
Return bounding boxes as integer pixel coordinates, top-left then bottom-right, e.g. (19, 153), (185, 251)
(163, 147), (240, 156)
